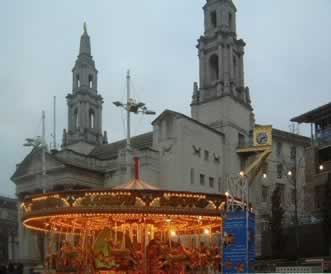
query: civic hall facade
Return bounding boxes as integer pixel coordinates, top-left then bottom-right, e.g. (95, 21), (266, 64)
(12, 0), (309, 264)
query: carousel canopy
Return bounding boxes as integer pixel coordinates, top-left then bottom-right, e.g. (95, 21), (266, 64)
(21, 187), (228, 234)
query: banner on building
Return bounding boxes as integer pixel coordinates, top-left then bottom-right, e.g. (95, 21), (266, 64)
(223, 211), (256, 273)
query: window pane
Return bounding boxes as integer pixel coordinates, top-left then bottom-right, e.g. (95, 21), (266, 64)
(200, 174), (205, 186)
(209, 177), (214, 188)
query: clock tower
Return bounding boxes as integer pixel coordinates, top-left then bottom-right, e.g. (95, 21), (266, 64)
(191, 0), (255, 174)
(63, 23), (108, 147)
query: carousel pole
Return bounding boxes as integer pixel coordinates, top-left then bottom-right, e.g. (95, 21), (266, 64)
(143, 217), (147, 274)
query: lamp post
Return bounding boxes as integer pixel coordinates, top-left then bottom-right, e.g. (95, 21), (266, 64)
(113, 70), (156, 181)
(285, 155), (305, 259)
(24, 110), (47, 193)
(240, 172), (250, 273)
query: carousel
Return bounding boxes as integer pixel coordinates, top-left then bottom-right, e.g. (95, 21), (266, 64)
(21, 161), (237, 274)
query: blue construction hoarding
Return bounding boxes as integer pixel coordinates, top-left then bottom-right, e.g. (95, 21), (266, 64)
(223, 211), (256, 273)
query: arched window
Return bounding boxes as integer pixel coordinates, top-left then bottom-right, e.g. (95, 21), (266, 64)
(89, 109), (95, 129)
(210, 11), (217, 28)
(76, 74), (80, 88)
(228, 13), (233, 30)
(209, 54), (219, 82)
(74, 109), (79, 129)
(88, 74), (93, 88)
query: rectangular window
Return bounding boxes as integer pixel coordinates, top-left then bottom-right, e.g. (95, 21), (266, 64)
(262, 186), (268, 203)
(276, 142), (282, 157)
(276, 183), (285, 204)
(290, 146), (297, 160)
(218, 177), (222, 192)
(277, 163), (283, 179)
(204, 150), (209, 161)
(190, 168), (194, 185)
(209, 177), (215, 188)
(200, 174), (205, 186)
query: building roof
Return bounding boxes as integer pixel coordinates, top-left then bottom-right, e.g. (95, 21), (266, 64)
(272, 127), (310, 145)
(89, 132), (154, 160)
(0, 196), (17, 210)
(291, 102), (331, 123)
(152, 109), (224, 137)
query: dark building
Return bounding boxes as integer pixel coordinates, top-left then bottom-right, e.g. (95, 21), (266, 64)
(0, 196), (18, 264)
(291, 102), (331, 257)
(291, 102), (331, 220)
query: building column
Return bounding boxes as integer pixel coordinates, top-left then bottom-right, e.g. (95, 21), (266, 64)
(85, 102), (89, 130)
(223, 45), (230, 90)
(99, 105), (103, 136)
(199, 50), (206, 88)
(229, 45), (234, 82)
(8, 233), (12, 261)
(239, 53), (244, 87)
(218, 45), (224, 82)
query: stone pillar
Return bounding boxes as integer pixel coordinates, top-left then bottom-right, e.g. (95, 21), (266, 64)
(229, 45), (234, 81)
(68, 105), (71, 131)
(18, 207), (40, 264)
(85, 102), (89, 130)
(8, 233), (12, 261)
(218, 45), (223, 82)
(99, 105), (103, 135)
(199, 50), (205, 89)
(94, 74), (98, 90)
(223, 45), (230, 90)
(239, 53), (244, 87)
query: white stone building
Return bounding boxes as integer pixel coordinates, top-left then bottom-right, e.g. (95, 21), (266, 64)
(11, 0), (310, 265)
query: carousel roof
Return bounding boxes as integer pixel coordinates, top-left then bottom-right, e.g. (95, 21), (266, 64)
(113, 179), (159, 190)
(21, 187), (230, 234)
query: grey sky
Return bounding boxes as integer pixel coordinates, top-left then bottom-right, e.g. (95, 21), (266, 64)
(1, 0), (330, 197)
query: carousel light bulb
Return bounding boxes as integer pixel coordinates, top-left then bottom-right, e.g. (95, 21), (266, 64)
(225, 191), (230, 197)
(204, 229), (210, 235)
(288, 170), (292, 176)
(166, 218), (171, 223)
(170, 231), (176, 237)
(240, 171), (244, 177)
(263, 173), (267, 179)
(319, 164), (324, 171)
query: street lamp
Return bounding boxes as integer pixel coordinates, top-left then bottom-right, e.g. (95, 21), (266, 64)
(23, 111), (47, 193)
(285, 157), (304, 257)
(113, 70), (156, 180)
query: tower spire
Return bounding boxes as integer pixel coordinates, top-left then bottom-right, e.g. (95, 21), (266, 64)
(79, 22), (91, 56)
(83, 22), (87, 34)
(63, 24), (107, 147)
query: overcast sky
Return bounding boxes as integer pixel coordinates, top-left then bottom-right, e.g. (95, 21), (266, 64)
(1, 0), (330, 197)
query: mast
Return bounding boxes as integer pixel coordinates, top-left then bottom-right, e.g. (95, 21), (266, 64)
(126, 70), (131, 180)
(53, 96), (56, 150)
